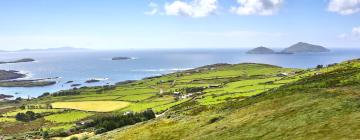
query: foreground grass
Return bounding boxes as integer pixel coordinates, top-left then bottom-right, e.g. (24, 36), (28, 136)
(0, 117), (16, 123)
(94, 60), (360, 140)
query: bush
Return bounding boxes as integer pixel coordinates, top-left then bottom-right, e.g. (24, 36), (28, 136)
(15, 111), (40, 122)
(52, 90), (80, 97)
(208, 117), (222, 124)
(38, 92), (50, 98)
(70, 137), (79, 140)
(316, 65), (324, 69)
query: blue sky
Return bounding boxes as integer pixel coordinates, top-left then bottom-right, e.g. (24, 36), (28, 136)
(0, 0), (359, 50)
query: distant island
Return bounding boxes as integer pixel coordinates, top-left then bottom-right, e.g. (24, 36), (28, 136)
(246, 46), (275, 54)
(0, 94), (14, 100)
(0, 80), (56, 87)
(0, 70), (25, 81)
(0, 69), (56, 87)
(0, 47), (90, 52)
(282, 42), (330, 53)
(85, 79), (101, 83)
(247, 42), (330, 55)
(112, 57), (132, 60)
(0, 58), (35, 64)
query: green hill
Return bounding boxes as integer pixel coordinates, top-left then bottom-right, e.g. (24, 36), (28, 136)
(94, 60), (360, 140)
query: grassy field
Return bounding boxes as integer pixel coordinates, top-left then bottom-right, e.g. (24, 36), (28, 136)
(0, 117), (16, 123)
(3, 109), (64, 117)
(47, 124), (75, 132)
(51, 101), (130, 112)
(44, 111), (93, 123)
(95, 60), (360, 140)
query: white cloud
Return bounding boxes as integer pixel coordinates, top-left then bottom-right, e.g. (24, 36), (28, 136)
(352, 26), (360, 36)
(144, 2), (159, 15)
(328, 0), (360, 15)
(338, 26), (360, 39)
(164, 0), (218, 18)
(230, 0), (283, 16)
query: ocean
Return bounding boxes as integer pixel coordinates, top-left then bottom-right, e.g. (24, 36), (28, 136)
(0, 49), (360, 98)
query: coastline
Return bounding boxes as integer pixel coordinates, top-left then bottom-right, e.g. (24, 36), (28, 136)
(0, 70), (57, 88)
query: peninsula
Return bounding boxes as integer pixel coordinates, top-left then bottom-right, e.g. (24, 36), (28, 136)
(0, 70), (25, 81)
(0, 58), (35, 64)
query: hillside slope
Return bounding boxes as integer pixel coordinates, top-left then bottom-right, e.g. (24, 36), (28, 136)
(95, 60), (360, 140)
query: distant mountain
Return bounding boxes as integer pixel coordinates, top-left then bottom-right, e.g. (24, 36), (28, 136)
(16, 47), (90, 52)
(282, 42), (330, 53)
(246, 46), (275, 54)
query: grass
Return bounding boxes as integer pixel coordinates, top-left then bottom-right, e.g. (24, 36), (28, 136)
(0, 117), (16, 123)
(122, 96), (175, 112)
(44, 111), (93, 123)
(51, 101), (130, 112)
(198, 77), (294, 105)
(96, 60), (360, 140)
(52, 132), (95, 140)
(2, 109), (64, 117)
(47, 124), (75, 131)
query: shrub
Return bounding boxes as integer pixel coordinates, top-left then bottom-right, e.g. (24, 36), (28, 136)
(208, 117), (222, 124)
(70, 137), (79, 140)
(316, 65), (324, 69)
(15, 111), (40, 122)
(52, 90), (80, 97)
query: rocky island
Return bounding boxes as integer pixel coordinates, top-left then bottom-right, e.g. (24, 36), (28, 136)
(0, 70), (25, 81)
(282, 42), (330, 53)
(85, 79), (101, 83)
(0, 58), (35, 64)
(112, 57), (132, 60)
(0, 69), (56, 87)
(246, 46), (275, 54)
(0, 94), (14, 100)
(0, 80), (56, 87)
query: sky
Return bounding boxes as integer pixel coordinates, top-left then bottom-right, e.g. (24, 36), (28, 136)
(0, 0), (359, 50)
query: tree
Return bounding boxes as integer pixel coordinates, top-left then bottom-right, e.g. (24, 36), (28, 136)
(316, 65), (324, 69)
(15, 113), (27, 121)
(15, 111), (39, 122)
(42, 131), (49, 139)
(38, 92), (50, 98)
(19, 105), (26, 110)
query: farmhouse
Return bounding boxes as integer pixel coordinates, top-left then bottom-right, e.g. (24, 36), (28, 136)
(208, 84), (222, 88)
(277, 73), (288, 77)
(75, 120), (93, 127)
(181, 93), (193, 99)
(123, 111), (133, 115)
